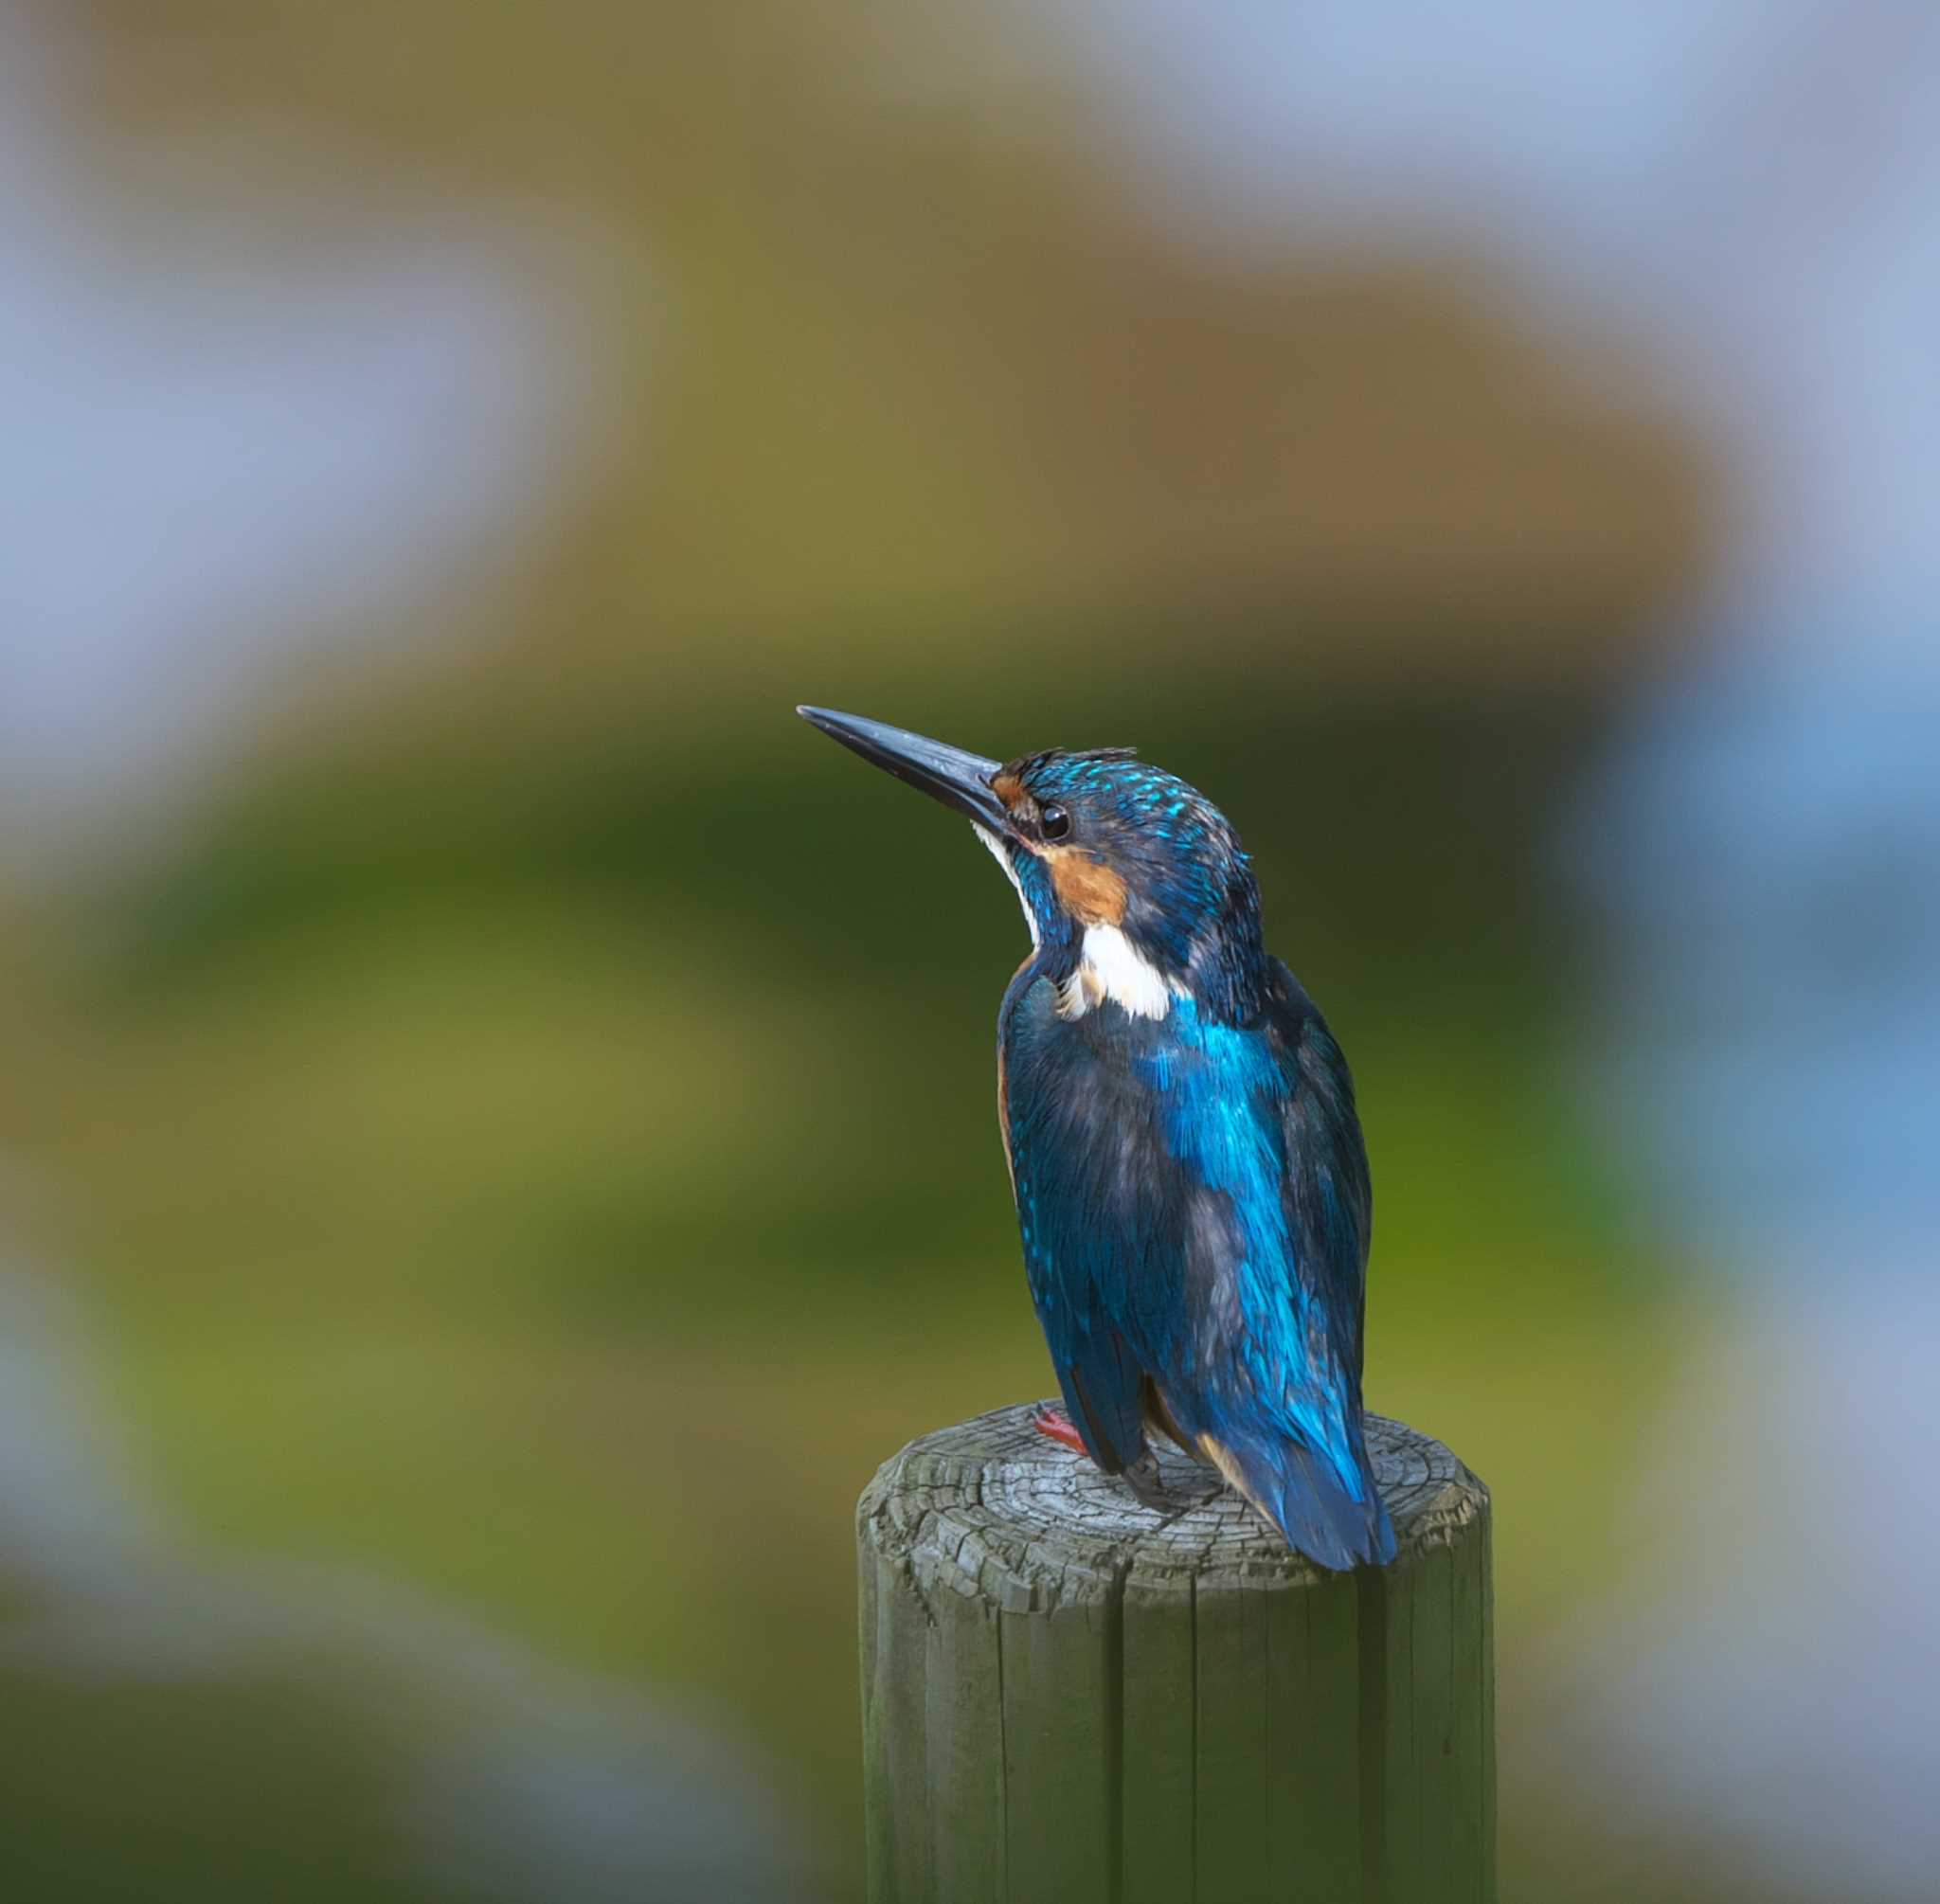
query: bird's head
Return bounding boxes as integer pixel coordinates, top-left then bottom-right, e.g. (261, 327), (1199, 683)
(799, 707), (1266, 1023)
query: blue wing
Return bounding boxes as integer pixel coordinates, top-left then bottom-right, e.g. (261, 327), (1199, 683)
(999, 957), (1394, 1570)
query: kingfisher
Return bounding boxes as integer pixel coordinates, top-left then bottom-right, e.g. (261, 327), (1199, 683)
(798, 707), (1396, 1571)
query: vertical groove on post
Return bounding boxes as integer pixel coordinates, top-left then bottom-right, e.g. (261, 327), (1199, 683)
(871, 1549), (932, 1904)
(1187, 1570), (1197, 1904)
(1480, 1503), (1498, 1904)
(1193, 1565), (1268, 1899)
(994, 1599), (1010, 1904)
(1448, 1505), (1490, 1900)
(998, 1593), (1117, 1903)
(1120, 1539), (1200, 1904)
(1356, 1561), (1390, 1904)
(1105, 1569), (1126, 1904)
(1380, 1544), (1420, 1903)
(857, 1527), (884, 1902)
(925, 1584), (1005, 1902)
(1271, 1566), (1360, 1900)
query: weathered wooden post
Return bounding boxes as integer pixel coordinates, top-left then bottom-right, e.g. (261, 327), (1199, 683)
(857, 1402), (1492, 1904)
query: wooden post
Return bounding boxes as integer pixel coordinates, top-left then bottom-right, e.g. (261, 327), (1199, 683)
(857, 1402), (1493, 1904)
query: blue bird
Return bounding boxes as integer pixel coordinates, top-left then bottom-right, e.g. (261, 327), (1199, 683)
(799, 707), (1396, 1572)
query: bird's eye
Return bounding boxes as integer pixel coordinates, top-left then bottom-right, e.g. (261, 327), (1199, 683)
(1039, 802), (1070, 841)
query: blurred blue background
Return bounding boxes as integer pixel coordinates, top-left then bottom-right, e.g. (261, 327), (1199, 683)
(1, 4), (1935, 1899)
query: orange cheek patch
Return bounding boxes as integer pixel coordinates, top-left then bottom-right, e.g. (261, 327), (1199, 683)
(1045, 847), (1129, 926)
(990, 772), (1025, 809)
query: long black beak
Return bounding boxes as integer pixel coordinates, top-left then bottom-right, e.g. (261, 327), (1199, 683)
(797, 707), (1013, 835)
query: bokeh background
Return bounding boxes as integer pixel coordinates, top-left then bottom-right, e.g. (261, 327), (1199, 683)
(2, 4), (1936, 1900)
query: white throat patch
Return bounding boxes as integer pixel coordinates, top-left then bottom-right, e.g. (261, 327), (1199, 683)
(1059, 923), (1177, 1021)
(973, 823), (1039, 949)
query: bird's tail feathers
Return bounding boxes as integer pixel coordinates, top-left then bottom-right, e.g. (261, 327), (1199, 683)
(1203, 1427), (1396, 1572)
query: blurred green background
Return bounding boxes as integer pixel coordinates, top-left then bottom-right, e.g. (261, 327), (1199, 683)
(0, 5), (1830, 1901)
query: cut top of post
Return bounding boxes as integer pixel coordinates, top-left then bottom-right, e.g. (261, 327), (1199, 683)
(860, 1403), (1485, 1608)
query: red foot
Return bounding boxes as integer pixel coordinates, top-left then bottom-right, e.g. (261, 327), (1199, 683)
(1031, 1405), (1088, 1458)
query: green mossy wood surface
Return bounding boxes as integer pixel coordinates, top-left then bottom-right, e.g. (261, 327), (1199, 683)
(857, 1404), (1493, 1904)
